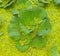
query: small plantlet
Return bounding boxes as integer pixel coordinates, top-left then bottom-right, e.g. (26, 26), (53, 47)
(0, 0), (52, 52)
(7, 6), (51, 51)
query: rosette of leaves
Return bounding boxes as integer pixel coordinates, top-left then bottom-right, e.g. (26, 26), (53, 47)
(7, 6), (51, 52)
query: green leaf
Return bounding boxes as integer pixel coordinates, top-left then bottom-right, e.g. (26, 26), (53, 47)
(16, 0), (28, 5)
(0, 18), (3, 29)
(49, 45), (59, 56)
(38, 0), (52, 7)
(30, 36), (47, 48)
(4, 0), (15, 8)
(39, 0), (50, 3)
(0, 20), (2, 28)
(19, 7), (47, 26)
(18, 7), (50, 36)
(20, 24), (32, 34)
(0, 0), (10, 8)
(7, 16), (22, 41)
(53, 0), (60, 5)
(0, 0), (15, 8)
(37, 18), (51, 36)
(15, 41), (29, 52)
(0, 32), (4, 36)
(11, 8), (19, 16)
(0, 0), (2, 3)
(25, 0), (32, 9)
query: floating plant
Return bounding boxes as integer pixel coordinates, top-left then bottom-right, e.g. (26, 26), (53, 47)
(7, 6), (51, 51)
